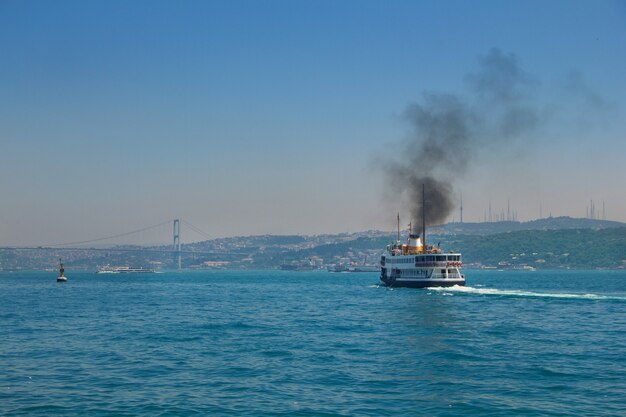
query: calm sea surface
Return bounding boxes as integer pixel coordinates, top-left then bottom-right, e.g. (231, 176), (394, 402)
(1, 270), (625, 416)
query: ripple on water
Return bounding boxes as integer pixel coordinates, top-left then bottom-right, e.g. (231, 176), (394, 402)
(1, 270), (626, 416)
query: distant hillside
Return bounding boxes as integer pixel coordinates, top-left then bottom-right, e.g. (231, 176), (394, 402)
(431, 217), (626, 236)
(2, 221), (626, 271)
(441, 228), (626, 269)
(278, 227), (626, 270)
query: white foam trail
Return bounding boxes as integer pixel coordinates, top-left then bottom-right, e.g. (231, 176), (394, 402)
(427, 285), (626, 301)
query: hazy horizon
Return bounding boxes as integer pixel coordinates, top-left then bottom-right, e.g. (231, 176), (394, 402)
(2, 0), (626, 246)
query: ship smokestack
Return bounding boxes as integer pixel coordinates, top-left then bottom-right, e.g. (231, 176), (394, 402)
(422, 184), (426, 253)
(396, 212), (400, 243)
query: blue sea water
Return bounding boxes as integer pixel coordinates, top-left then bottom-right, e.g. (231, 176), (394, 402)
(1, 270), (625, 416)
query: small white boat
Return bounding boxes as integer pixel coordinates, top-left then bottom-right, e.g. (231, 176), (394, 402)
(57, 259), (67, 282)
(96, 265), (155, 274)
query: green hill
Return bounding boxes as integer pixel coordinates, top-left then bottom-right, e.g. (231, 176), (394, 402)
(3, 226), (626, 271)
(431, 228), (626, 269)
(280, 228), (626, 270)
(434, 216), (626, 236)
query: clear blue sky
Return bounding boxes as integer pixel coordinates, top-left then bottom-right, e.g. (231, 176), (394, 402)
(1, 0), (626, 245)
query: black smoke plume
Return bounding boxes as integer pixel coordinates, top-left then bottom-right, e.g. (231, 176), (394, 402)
(382, 48), (541, 226)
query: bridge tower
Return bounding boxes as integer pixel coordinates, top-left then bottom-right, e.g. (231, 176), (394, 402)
(173, 219), (181, 269)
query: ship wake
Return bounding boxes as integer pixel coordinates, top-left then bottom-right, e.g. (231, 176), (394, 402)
(427, 285), (626, 301)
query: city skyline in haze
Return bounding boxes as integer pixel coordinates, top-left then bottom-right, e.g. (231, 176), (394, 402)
(2, 0), (626, 246)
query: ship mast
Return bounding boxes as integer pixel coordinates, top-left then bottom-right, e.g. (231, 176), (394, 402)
(422, 184), (426, 254)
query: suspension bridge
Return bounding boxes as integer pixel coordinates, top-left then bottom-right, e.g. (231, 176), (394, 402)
(0, 219), (247, 269)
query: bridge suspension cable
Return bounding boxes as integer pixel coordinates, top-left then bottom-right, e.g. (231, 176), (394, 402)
(180, 219), (213, 241)
(44, 220), (173, 247)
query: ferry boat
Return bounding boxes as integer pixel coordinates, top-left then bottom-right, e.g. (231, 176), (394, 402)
(96, 266), (155, 274)
(380, 186), (465, 288)
(57, 259), (67, 282)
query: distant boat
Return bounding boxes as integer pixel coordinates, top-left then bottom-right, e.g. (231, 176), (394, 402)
(57, 259), (67, 282)
(329, 260), (379, 273)
(328, 265), (348, 273)
(96, 265), (155, 274)
(346, 265), (380, 273)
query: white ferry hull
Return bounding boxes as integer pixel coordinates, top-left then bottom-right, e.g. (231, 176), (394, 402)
(380, 273), (464, 288)
(380, 254), (465, 288)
